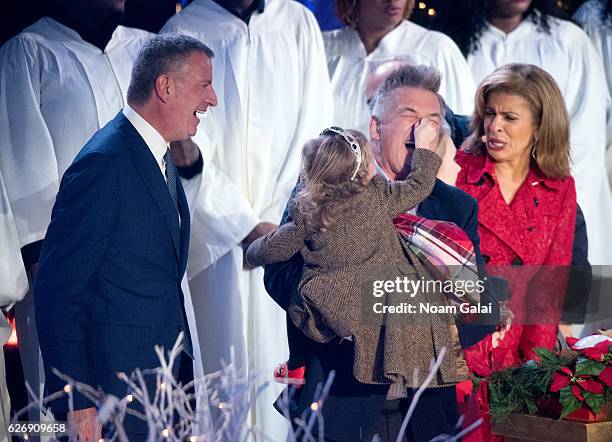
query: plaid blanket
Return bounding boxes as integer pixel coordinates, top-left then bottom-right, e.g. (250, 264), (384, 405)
(393, 213), (481, 321)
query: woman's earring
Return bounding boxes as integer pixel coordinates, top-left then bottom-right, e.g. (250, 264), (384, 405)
(532, 139), (538, 160)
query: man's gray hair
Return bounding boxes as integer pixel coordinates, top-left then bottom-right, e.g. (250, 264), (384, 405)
(127, 34), (214, 105)
(370, 64), (444, 120)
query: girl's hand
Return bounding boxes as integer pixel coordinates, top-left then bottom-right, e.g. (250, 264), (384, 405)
(413, 118), (440, 151)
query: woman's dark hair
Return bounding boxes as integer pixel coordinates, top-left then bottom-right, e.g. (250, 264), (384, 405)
(603, 0), (612, 26)
(421, 0), (568, 56)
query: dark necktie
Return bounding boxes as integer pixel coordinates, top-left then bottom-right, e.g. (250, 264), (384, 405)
(164, 151), (191, 358)
(164, 149), (179, 212)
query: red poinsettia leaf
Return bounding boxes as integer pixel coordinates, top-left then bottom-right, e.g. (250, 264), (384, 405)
(598, 366), (612, 387)
(571, 384), (584, 401)
(566, 336), (580, 347)
(559, 386), (582, 419)
(592, 341), (612, 359)
(582, 347), (605, 361)
(560, 367), (573, 376)
(580, 378), (605, 394)
(550, 372), (570, 392)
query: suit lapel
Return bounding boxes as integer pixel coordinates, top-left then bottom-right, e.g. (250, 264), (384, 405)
(113, 113), (181, 261)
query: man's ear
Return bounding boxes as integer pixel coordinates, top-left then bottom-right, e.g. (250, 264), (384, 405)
(370, 116), (381, 141)
(154, 75), (172, 103)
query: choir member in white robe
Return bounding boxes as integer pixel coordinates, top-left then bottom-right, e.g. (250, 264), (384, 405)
(574, 0), (612, 188)
(324, 0), (475, 137)
(161, 0), (333, 439)
(0, 8), (161, 417)
(468, 8), (612, 266)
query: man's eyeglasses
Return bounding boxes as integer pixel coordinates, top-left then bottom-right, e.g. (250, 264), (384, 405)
(320, 126), (362, 181)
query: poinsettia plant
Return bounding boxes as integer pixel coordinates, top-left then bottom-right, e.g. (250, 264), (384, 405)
(487, 335), (612, 423)
(548, 337), (612, 418)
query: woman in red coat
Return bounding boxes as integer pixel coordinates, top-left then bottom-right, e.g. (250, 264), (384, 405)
(455, 63), (577, 440)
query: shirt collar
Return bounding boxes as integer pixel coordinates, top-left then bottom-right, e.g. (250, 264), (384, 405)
(340, 20), (410, 59)
(123, 104), (168, 169)
(465, 152), (496, 184)
(42, 16), (123, 53)
(485, 11), (537, 40)
(376, 20), (411, 56)
(373, 159), (391, 181)
(465, 151), (562, 191)
(212, 0), (265, 24)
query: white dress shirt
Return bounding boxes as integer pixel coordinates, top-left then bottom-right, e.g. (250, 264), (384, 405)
(122, 104), (168, 178)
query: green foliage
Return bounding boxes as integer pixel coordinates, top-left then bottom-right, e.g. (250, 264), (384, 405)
(487, 347), (610, 422)
(583, 391), (605, 414)
(559, 387), (582, 419)
(574, 358), (605, 377)
(488, 365), (549, 423)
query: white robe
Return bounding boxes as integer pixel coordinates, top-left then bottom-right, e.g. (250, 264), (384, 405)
(323, 20), (476, 136)
(468, 16), (612, 265)
(0, 170), (28, 311)
(0, 170), (26, 441)
(0, 17), (153, 247)
(573, 0), (612, 189)
(161, 0), (333, 439)
(0, 18), (206, 417)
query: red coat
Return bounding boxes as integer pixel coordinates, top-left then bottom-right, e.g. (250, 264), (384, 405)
(455, 151), (576, 442)
(455, 150), (576, 375)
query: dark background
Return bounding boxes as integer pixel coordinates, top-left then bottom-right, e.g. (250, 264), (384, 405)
(0, 0), (590, 46)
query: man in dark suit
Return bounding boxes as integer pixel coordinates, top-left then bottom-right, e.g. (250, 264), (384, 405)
(35, 34), (217, 440)
(264, 65), (501, 441)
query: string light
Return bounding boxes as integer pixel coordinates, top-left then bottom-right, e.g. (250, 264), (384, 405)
(162, 428), (171, 437)
(63, 384), (72, 393)
(126, 394), (134, 403)
(418, 2), (426, 9)
(428, 8), (436, 16)
(310, 401), (319, 411)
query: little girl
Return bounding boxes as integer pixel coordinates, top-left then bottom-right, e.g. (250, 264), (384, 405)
(246, 124), (454, 393)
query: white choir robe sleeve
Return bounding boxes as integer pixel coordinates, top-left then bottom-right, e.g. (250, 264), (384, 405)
(0, 36), (59, 247)
(429, 35), (476, 116)
(559, 27), (612, 264)
(573, 2), (612, 187)
(258, 7), (333, 223)
(562, 35), (609, 199)
(181, 130), (260, 276)
(0, 170), (28, 311)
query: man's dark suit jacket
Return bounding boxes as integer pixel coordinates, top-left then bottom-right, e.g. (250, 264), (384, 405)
(35, 112), (192, 432)
(263, 178), (497, 440)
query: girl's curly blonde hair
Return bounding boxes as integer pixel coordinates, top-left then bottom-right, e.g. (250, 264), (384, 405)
(296, 129), (371, 232)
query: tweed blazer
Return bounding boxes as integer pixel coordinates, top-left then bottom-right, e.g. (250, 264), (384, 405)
(248, 149), (467, 387)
